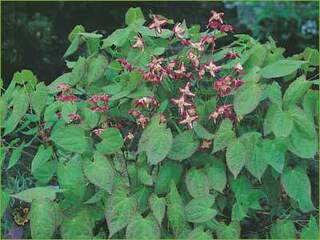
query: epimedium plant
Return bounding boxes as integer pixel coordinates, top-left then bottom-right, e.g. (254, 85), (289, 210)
(1, 7), (319, 239)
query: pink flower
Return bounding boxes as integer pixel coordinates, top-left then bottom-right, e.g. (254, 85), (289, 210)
(179, 111), (199, 129)
(173, 22), (186, 38)
(90, 94), (110, 104)
(92, 128), (105, 136)
(124, 132), (135, 141)
(68, 113), (81, 121)
(190, 41), (205, 52)
(180, 39), (190, 46)
(117, 58), (133, 72)
(220, 24), (233, 33)
(209, 104), (236, 123)
(214, 76), (233, 97)
(56, 83), (71, 93)
(179, 82), (195, 97)
(207, 10), (224, 29)
(134, 96), (159, 109)
(198, 64), (206, 80)
(171, 95), (193, 115)
(58, 95), (79, 102)
(132, 35), (144, 51)
(187, 51), (199, 68)
(91, 106), (108, 112)
(224, 51), (240, 59)
(128, 109), (142, 118)
(148, 15), (168, 34)
(205, 61), (222, 77)
(233, 62), (244, 74)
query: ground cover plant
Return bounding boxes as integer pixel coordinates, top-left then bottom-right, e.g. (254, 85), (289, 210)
(1, 7), (319, 239)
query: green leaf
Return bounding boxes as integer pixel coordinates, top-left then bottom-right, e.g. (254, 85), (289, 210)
(283, 75), (311, 109)
(83, 152), (114, 193)
(105, 194), (137, 237)
(13, 69), (38, 88)
(69, 56), (87, 86)
(51, 125), (89, 153)
(4, 88), (29, 135)
(261, 59), (306, 78)
(216, 221), (241, 239)
(30, 199), (58, 239)
(185, 196), (217, 223)
(193, 121), (214, 140)
(265, 82), (282, 107)
(226, 139), (246, 178)
(155, 161), (183, 194)
(102, 28), (130, 48)
(7, 144), (23, 170)
(57, 159), (87, 203)
(0, 97), (7, 128)
(61, 102), (77, 122)
(63, 35), (81, 58)
(12, 187), (63, 203)
(1, 190), (10, 218)
(149, 194), (166, 226)
(281, 166), (314, 212)
(125, 7), (145, 26)
(137, 167), (153, 186)
(262, 138), (287, 173)
(81, 108), (100, 128)
(87, 54), (108, 83)
(271, 106), (293, 137)
(270, 219), (296, 239)
(68, 24), (85, 42)
(167, 182), (186, 236)
(240, 132), (267, 180)
(61, 210), (93, 239)
(185, 168), (210, 198)
(138, 115), (173, 165)
(126, 215), (160, 239)
(96, 128), (124, 155)
(31, 145), (56, 184)
(234, 82), (262, 116)
(205, 160), (227, 193)
(187, 226), (212, 240)
(212, 119), (235, 153)
(31, 82), (48, 116)
(244, 43), (267, 70)
(263, 104), (277, 136)
(168, 130), (199, 161)
(300, 216), (319, 239)
(287, 106), (318, 158)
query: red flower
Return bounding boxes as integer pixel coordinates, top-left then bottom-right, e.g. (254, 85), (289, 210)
(180, 39), (190, 46)
(148, 15), (168, 34)
(214, 76), (233, 97)
(198, 64), (206, 80)
(190, 41), (205, 52)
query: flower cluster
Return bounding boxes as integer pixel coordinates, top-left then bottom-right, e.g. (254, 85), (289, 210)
(171, 82), (198, 129)
(208, 104), (236, 123)
(128, 109), (149, 128)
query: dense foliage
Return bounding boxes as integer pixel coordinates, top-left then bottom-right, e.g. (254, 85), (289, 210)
(1, 7), (319, 239)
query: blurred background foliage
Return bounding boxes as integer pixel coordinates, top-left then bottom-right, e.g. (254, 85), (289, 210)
(1, 1), (319, 86)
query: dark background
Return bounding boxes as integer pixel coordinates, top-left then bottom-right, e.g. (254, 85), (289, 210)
(1, 1), (319, 86)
